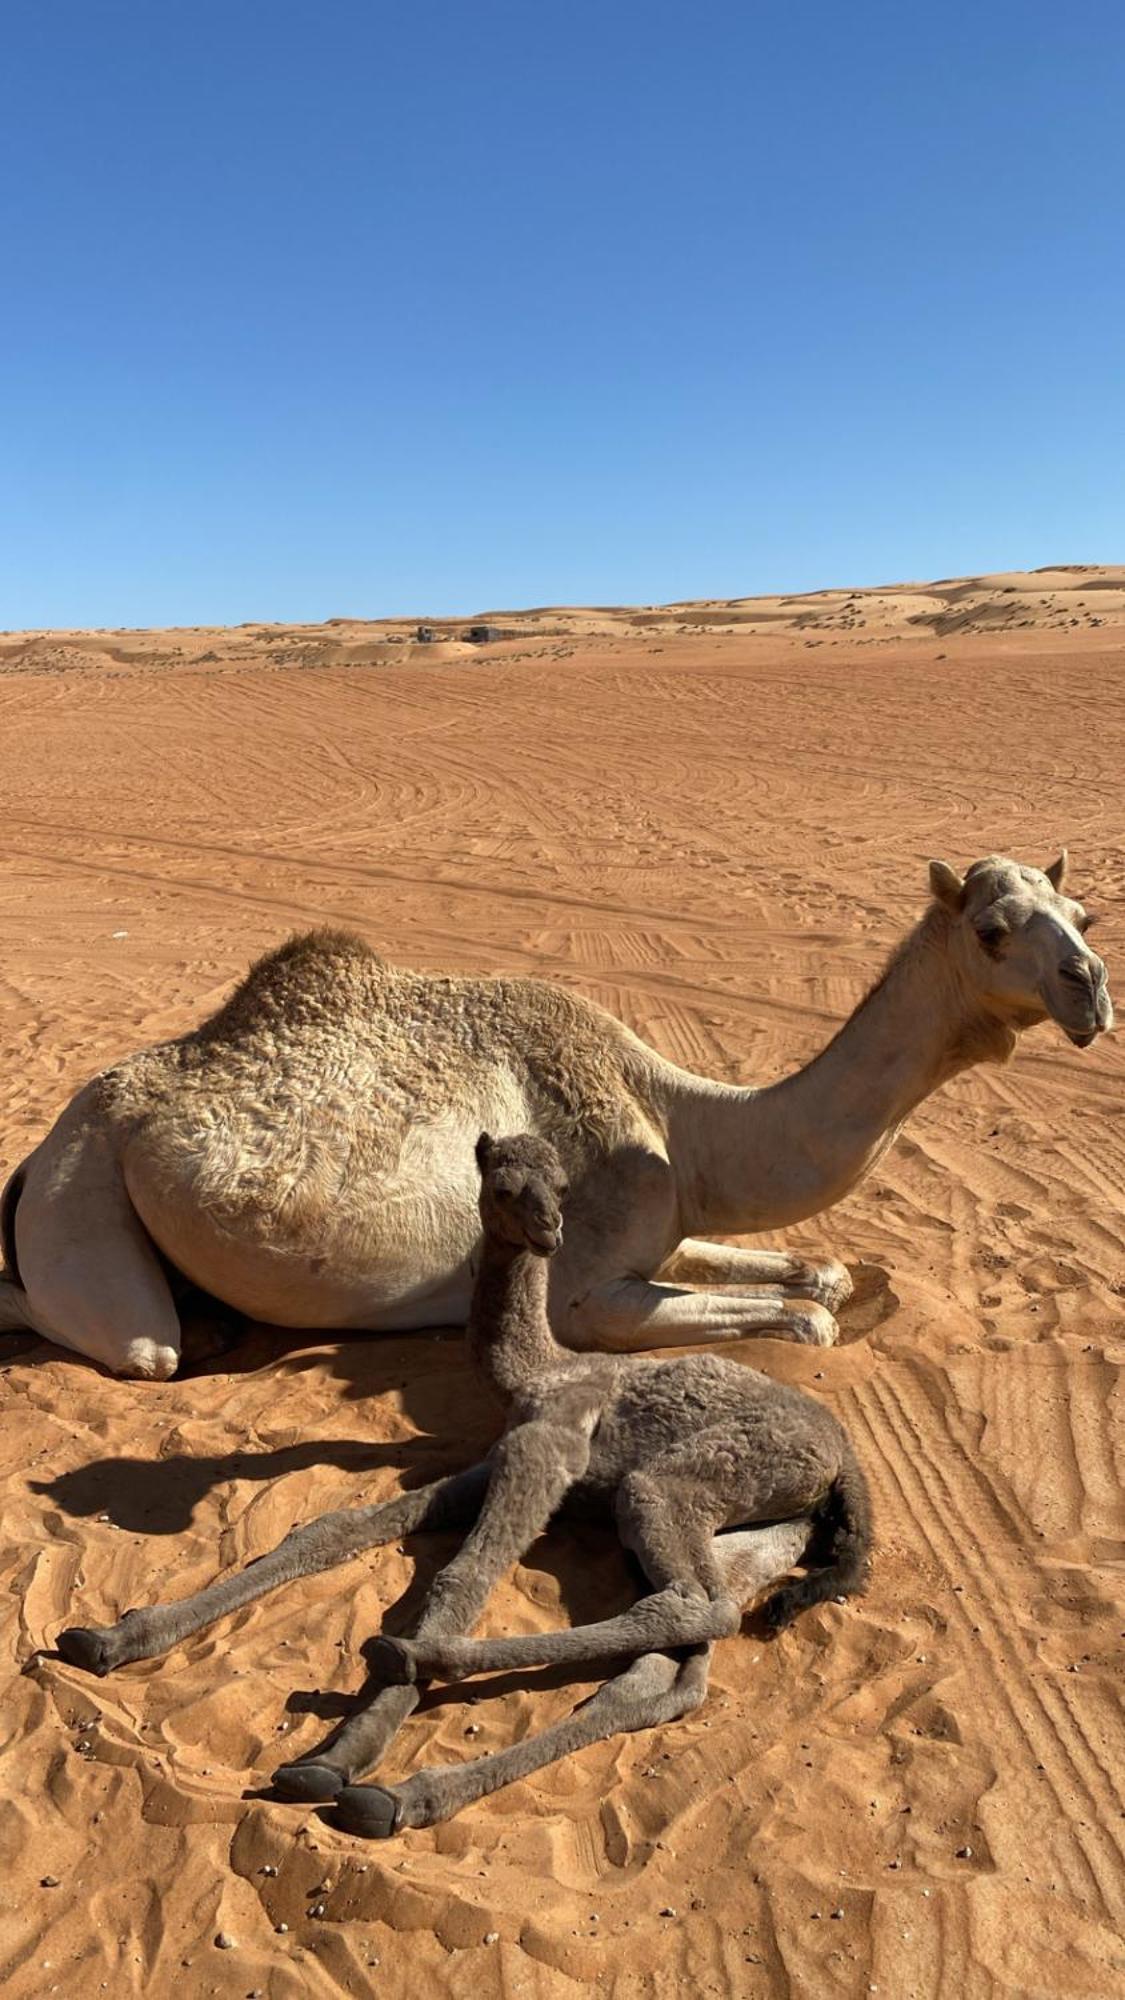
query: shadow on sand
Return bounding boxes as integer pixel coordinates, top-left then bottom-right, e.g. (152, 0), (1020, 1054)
(27, 1311), (501, 1534)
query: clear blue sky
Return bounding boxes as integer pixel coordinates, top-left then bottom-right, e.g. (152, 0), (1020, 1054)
(2, 2), (1122, 627)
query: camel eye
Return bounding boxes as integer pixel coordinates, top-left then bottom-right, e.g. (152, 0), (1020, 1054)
(974, 915), (1008, 955)
(1079, 912), (1098, 934)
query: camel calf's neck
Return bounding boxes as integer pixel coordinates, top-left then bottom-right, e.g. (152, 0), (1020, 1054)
(467, 1238), (559, 1402)
(466, 1129), (571, 1402)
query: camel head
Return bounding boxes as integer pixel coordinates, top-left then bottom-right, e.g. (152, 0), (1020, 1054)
(475, 1132), (568, 1256)
(928, 850), (1113, 1049)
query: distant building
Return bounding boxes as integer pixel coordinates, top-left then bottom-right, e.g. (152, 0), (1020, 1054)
(415, 624), (437, 642)
(463, 623), (503, 644)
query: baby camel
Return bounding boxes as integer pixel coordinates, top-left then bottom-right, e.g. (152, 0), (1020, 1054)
(56, 1134), (871, 1836)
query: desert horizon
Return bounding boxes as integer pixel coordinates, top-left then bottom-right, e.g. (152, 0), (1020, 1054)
(5, 560), (1123, 662)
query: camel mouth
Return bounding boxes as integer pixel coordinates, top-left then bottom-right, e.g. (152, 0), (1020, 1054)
(1065, 1027), (1099, 1049)
(526, 1225), (562, 1256)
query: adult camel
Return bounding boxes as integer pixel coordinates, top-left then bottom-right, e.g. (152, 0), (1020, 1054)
(0, 851), (1111, 1379)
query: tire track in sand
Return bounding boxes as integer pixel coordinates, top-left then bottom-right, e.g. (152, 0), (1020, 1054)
(844, 1367), (1125, 1922)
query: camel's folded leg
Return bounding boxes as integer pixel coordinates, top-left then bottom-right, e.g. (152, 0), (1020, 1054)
(8, 1098), (185, 1380)
(334, 1645), (714, 1837)
(658, 1240), (853, 1314)
(571, 1276), (839, 1350)
(55, 1465), (491, 1677)
(371, 1515), (814, 1684)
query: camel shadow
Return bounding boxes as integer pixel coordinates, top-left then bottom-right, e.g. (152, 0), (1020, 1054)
(29, 1435), (459, 1537)
(839, 1260), (898, 1341)
(30, 1319), (502, 1536)
(28, 1270), (836, 1654)
(27, 1271), (886, 1540)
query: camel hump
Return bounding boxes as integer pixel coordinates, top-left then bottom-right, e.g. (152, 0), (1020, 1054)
(233, 927), (384, 986)
(193, 928), (388, 1042)
(252, 927), (382, 973)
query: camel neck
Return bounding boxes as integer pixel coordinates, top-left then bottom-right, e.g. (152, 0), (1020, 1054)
(467, 1239), (561, 1402)
(656, 909), (1015, 1234)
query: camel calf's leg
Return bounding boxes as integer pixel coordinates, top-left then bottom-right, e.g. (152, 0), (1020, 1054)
(274, 1415), (593, 1801)
(333, 1518), (816, 1835)
(377, 1584), (736, 1684)
(388, 1515), (815, 1683)
(334, 1646), (712, 1837)
(55, 1466), (491, 1676)
(714, 1518), (815, 1599)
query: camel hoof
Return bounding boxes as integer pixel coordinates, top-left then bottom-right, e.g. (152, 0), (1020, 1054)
(788, 1304), (838, 1347)
(117, 1340), (180, 1382)
(335, 1783), (401, 1839)
(272, 1759), (346, 1802)
(366, 1636), (416, 1685)
(56, 1626), (116, 1677)
(815, 1261), (854, 1314)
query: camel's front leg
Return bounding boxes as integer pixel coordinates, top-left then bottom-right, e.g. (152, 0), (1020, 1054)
(658, 1239), (852, 1314)
(568, 1276), (838, 1351)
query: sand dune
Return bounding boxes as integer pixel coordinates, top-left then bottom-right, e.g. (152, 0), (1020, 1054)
(1, 569), (1123, 1998)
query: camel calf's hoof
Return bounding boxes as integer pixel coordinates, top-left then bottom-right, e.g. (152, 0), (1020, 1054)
(272, 1759), (346, 1802)
(366, 1636), (416, 1685)
(56, 1626), (116, 1677)
(334, 1783), (401, 1839)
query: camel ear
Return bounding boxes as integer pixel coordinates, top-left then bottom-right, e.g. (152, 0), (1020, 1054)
(1045, 850), (1069, 892)
(928, 860), (965, 912)
(475, 1132), (494, 1175)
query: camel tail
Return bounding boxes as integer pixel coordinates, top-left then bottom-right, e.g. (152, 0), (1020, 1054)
(1, 1164), (26, 1286)
(761, 1438), (873, 1632)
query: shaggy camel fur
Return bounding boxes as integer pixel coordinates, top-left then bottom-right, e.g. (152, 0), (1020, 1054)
(57, 1133), (871, 1834)
(1, 852), (1112, 1377)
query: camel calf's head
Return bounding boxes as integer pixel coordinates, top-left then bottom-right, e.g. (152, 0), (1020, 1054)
(928, 850), (1113, 1049)
(475, 1132), (568, 1255)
